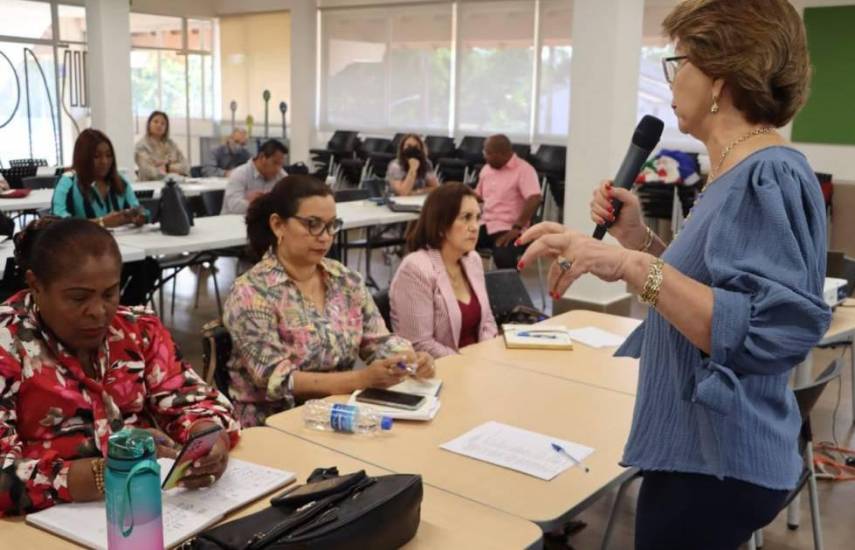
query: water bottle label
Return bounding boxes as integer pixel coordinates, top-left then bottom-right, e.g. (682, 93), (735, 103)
(330, 404), (357, 433)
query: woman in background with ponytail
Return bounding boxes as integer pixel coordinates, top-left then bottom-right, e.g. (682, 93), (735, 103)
(223, 175), (435, 427)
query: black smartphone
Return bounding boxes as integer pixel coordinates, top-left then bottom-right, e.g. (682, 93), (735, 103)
(355, 388), (425, 410)
(270, 471), (367, 507)
(161, 425), (224, 490)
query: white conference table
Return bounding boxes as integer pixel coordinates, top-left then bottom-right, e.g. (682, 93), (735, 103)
(109, 199), (422, 258)
(0, 236), (146, 264)
(0, 178), (229, 213)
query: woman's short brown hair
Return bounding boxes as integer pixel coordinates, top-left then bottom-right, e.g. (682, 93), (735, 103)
(663, 0), (810, 127)
(407, 182), (478, 252)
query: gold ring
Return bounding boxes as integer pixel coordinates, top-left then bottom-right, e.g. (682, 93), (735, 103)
(207, 475), (216, 486)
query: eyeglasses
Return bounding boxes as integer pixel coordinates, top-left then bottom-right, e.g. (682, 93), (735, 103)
(457, 212), (482, 225)
(292, 215), (344, 236)
(661, 55), (688, 84)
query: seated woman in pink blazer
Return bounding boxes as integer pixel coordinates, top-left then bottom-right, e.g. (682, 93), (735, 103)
(390, 182), (498, 357)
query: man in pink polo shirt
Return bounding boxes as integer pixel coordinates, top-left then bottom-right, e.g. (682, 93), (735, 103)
(475, 134), (543, 268)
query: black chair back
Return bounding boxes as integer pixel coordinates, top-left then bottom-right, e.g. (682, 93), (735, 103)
(9, 158), (47, 168)
(484, 269), (534, 322)
(334, 188), (371, 202)
(841, 256), (855, 298)
(425, 136), (456, 164)
(200, 190), (225, 217)
(21, 176), (57, 190)
(827, 251), (845, 279)
(0, 166), (38, 188)
(532, 144), (566, 174)
(511, 143), (532, 162)
(456, 136), (486, 163)
(190, 165), (204, 178)
(372, 288), (392, 332)
(360, 138), (393, 157)
(328, 130), (360, 153)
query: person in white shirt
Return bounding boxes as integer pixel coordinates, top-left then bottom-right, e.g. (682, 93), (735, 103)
(221, 140), (288, 215)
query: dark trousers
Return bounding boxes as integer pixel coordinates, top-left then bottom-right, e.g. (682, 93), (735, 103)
(635, 471), (789, 550)
(477, 226), (525, 269)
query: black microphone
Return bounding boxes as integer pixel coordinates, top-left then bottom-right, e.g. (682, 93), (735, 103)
(592, 115), (664, 240)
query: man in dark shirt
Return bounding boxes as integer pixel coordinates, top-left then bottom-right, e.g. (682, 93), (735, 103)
(202, 128), (250, 177)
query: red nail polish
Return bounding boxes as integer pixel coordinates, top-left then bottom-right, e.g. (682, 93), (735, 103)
(514, 239), (521, 246)
(517, 261), (525, 270)
(607, 205), (614, 213)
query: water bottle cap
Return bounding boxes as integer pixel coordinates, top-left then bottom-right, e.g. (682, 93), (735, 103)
(380, 416), (394, 430)
(107, 427), (156, 459)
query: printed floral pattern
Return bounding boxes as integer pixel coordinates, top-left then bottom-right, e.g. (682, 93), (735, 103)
(0, 291), (240, 516)
(223, 251), (412, 427)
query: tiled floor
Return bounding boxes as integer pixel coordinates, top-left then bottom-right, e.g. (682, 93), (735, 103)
(168, 254), (855, 550)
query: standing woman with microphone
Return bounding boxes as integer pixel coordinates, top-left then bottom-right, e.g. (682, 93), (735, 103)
(518, 1), (831, 548)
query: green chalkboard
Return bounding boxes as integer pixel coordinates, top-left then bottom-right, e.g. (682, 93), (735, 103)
(791, 6), (855, 145)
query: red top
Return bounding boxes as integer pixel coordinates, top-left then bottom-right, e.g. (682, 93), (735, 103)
(457, 292), (482, 348)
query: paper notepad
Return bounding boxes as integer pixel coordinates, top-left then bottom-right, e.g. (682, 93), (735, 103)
(440, 421), (594, 480)
(349, 379), (443, 421)
(566, 327), (626, 349)
(502, 324), (574, 350)
(27, 458), (296, 549)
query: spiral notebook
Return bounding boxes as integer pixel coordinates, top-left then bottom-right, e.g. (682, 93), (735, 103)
(26, 458), (296, 549)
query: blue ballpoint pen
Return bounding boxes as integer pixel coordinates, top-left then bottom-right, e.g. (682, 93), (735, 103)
(396, 361), (417, 375)
(551, 442), (590, 473)
(517, 332), (559, 339)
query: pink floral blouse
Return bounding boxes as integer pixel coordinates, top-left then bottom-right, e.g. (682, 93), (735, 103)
(223, 251), (412, 427)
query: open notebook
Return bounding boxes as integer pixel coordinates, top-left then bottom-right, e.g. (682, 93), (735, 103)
(502, 324), (574, 350)
(27, 458), (296, 550)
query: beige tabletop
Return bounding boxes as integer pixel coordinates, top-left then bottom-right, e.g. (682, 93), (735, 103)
(461, 309), (642, 395)
(3, 428), (542, 550)
(823, 301), (855, 342)
(267, 355), (636, 529)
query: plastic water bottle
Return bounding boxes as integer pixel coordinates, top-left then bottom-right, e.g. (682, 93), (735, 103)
(302, 400), (393, 434)
(105, 428), (164, 550)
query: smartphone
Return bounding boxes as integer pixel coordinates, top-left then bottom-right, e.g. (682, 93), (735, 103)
(270, 471), (367, 508)
(356, 388), (425, 410)
(161, 425), (224, 490)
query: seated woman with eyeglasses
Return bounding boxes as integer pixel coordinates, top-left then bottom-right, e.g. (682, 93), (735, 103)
(223, 175), (435, 427)
(390, 183), (498, 358)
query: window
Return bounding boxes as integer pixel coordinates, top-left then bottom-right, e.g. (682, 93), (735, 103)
(638, 6), (680, 131)
(457, 1), (534, 136)
(129, 13), (216, 164)
(320, 4), (452, 132)
(0, 0), (51, 40)
(538, 0), (572, 138)
(130, 13), (183, 49)
(57, 4), (86, 43)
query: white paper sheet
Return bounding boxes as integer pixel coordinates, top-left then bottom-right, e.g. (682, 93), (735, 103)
(389, 377), (443, 397)
(440, 421), (594, 480)
(566, 327), (626, 349)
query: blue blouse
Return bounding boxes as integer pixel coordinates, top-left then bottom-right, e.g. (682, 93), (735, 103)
(52, 173), (142, 219)
(617, 146), (831, 490)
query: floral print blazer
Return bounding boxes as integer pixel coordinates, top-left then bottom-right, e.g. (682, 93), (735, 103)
(223, 252), (412, 427)
(0, 291), (240, 516)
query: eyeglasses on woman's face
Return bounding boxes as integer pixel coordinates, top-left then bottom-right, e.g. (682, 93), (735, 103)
(292, 215), (344, 236)
(661, 55), (689, 85)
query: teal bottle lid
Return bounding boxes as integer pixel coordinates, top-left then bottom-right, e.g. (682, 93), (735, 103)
(107, 427), (156, 460)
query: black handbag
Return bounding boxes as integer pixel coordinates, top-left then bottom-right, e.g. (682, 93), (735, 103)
(159, 177), (195, 236)
(189, 468), (423, 550)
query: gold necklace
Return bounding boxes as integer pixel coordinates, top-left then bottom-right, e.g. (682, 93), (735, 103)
(704, 127), (773, 190)
(676, 127), (772, 237)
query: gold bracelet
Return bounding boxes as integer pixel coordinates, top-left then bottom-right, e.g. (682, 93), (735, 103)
(639, 257), (665, 307)
(91, 458), (105, 495)
(638, 226), (655, 252)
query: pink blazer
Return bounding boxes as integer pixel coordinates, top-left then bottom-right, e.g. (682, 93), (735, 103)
(390, 249), (498, 358)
